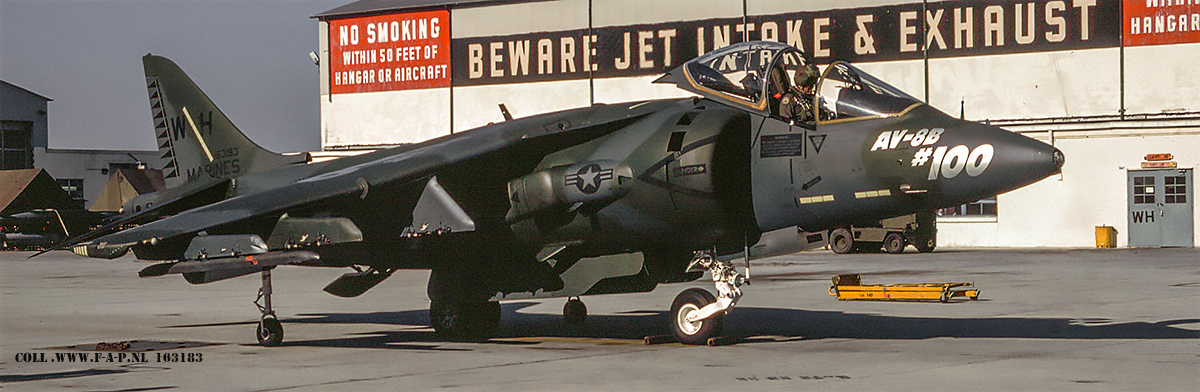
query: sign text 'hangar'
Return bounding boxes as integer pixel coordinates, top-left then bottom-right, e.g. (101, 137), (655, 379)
(1124, 0), (1200, 46)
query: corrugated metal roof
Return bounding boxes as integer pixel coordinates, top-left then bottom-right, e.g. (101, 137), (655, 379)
(313, 0), (550, 19)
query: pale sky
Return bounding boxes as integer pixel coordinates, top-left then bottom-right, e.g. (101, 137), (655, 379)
(1, 0), (349, 153)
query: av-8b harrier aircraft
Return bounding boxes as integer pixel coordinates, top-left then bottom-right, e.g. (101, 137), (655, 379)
(52, 41), (1063, 346)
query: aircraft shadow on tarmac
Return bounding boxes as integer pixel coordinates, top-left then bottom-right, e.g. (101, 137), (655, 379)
(165, 302), (1199, 349)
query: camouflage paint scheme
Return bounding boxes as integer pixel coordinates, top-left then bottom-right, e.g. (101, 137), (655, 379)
(53, 42), (1063, 343)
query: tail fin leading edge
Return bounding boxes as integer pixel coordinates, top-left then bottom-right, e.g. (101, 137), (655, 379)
(144, 54), (308, 189)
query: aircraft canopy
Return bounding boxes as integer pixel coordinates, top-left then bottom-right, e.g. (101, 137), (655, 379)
(658, 41), (925, 123)
(815, 61), (924, 122)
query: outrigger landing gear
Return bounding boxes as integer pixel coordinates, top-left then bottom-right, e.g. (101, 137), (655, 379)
(255, 268), (284, 347)
(670, 251), (746, 345)
(563, 297), (587, 325)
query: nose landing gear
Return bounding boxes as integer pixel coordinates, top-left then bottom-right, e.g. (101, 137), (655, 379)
(669, 251), (745, 345)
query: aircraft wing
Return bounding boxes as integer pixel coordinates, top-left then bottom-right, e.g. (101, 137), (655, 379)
(80, 101), (665, 250)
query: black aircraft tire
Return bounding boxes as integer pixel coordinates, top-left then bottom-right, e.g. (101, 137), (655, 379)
(481, 301), (501, 336)
(257, 317), (284, 347)
(883, 233), (906, 254)
(563, 298), (587, 325)
(829, 228), (854, 254)
(914, 238), (936, 253)
(430, 301), (501, 341)
(670, 288), (723, 345)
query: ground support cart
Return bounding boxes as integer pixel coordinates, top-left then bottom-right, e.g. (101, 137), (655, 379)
(828, 274), (979, 303)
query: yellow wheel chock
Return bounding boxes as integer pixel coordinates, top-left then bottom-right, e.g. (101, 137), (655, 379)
(828, 274), (980, 303)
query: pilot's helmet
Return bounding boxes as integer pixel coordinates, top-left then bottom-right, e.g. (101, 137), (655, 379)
(796, 64), (820, 88)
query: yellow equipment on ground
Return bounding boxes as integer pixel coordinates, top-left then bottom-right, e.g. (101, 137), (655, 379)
(828, 274), (979, 303)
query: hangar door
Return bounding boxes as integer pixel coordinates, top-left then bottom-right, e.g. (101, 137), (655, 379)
(1127, 169), (1194, 247)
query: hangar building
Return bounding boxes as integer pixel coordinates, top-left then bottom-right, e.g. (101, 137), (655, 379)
(312, 0), (1198, 248)
(2, 80), (159, 211)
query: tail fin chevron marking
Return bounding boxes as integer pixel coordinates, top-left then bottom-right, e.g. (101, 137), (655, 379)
(147, 76), (181, 180)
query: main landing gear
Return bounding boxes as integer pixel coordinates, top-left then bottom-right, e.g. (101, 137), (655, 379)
(670, 251), (746, 345)
(428, 297), (585, 341)
(255, 268), (284, 347)
(429, 301), (501, 341)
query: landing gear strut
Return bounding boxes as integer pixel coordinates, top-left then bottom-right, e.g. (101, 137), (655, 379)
(255, 268), (284, 347)
(670, 251), (745, 345)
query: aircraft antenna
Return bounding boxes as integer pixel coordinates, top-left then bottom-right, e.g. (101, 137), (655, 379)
(498, 103), (513, 121)
(743, 233), (751, 284)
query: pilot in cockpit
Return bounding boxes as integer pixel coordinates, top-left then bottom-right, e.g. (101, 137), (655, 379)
(767, 66), (790, 116)
(778, 63), (820, 123)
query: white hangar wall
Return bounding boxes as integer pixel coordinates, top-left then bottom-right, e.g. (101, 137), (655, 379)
(316, 0), (1200, 247)
(927, 48), (1123, 120)
(588, 0), (741, 105)
(1125, 43), (1200, 115)
(450, 0), (591, 132)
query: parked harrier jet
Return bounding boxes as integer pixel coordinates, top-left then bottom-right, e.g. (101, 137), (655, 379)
(53, 41), (1063, 346)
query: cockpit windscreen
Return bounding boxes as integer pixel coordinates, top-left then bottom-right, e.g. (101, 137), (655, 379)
(817, 62), (923, 121)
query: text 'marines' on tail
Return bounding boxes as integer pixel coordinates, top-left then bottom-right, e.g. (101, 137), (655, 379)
(144, 54), (308, 189)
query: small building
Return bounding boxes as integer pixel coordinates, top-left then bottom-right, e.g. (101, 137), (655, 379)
(33, 148), (159, 210)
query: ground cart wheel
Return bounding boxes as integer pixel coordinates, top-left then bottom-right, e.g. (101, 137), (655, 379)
(883, 233), (906, 254)
(830, 228), (854, 254)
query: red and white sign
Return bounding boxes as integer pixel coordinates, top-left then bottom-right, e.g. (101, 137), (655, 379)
(1124, 0), (1200, 46)
(330, 10), (450, 94)
(1141, 161), (1179, 168)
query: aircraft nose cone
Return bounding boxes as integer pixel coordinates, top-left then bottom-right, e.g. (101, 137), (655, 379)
(993, 127), (1064, 181)
(998, 125), (1063, 183)
(924, 122), (1063, 202)
(1052, 148), (1066, 172)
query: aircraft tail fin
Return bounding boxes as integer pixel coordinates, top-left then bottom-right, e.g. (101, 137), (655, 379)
(143, 54), (308, 189)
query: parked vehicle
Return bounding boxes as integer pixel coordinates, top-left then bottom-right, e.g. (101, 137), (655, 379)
(827, 211), (936, 254)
